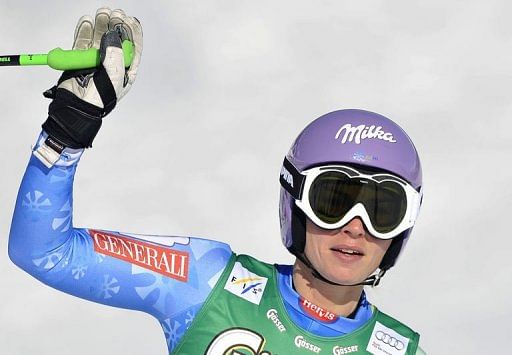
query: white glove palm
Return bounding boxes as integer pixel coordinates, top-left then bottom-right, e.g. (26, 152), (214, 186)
(59, 7), (143, 107)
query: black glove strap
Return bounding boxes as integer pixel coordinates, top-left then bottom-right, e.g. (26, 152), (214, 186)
(93, 30), (121, 116)
(42, 89), (104, 148)
(41, 31), (122, 149)
(93, 67), (117, 115)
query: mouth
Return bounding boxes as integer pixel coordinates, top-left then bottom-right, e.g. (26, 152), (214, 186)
(330, 247), (364, 256)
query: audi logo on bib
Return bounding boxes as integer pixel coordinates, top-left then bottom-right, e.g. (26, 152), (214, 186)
(366, 321), (410, 355)
(375, 331), (404, 350)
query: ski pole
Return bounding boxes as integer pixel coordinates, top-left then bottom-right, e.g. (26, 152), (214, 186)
(0, 40), (133, 71)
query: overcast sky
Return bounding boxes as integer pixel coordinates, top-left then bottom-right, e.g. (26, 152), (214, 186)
(1, 1), (511, 354)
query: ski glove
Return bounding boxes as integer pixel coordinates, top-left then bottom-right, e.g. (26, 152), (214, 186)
(42, 8), (143, 149)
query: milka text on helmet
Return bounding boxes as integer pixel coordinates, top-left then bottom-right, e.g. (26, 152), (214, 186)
(335, 124), (397, 144)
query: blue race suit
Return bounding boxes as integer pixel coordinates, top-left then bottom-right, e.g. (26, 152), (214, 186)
(9, 132), (423, 354)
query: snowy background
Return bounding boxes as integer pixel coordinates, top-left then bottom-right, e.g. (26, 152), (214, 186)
(1, 1), (511, 354)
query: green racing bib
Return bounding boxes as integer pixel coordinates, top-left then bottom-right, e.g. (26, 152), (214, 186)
(173, 254), (420, 354)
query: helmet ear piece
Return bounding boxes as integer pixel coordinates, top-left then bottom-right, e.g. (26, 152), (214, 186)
(289, 203), (307, 256)
(379, 233), (405, 270)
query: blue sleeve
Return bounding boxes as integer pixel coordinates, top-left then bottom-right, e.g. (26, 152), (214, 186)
(8, 132), (233, 351)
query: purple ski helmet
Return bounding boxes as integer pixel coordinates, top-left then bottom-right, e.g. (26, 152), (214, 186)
(279, 109), (422, 271)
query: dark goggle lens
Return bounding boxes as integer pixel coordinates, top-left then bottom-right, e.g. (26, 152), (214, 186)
(368, 181), (407, 233)
(308, 171), (408, 233)
(309, 171), (354, 224)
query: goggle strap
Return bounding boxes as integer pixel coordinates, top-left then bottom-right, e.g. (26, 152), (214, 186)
(280, 157), (305, 200)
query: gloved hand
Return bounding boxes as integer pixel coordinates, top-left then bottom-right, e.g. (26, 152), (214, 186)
(41, 7), (143, 149)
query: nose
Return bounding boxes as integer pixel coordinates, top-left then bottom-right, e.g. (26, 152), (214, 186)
(340, 217), (366, 238)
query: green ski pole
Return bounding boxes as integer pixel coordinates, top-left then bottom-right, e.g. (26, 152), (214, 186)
(0, 40), (133, 70)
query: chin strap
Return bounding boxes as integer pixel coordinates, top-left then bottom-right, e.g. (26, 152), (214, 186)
(295, 252), (387, 287)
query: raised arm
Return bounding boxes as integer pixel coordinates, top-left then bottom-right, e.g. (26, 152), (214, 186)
(8, 8), (233, 352)
(9, 136), (232, 316)
(9, 136), (232, 346)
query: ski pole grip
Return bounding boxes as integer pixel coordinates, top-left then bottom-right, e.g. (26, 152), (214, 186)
(47, 40), (134, 70)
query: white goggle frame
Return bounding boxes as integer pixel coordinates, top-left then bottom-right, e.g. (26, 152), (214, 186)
(294, 164), (422, 240)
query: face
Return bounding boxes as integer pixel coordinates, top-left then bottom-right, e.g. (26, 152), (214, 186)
(304, 217), (392, 285)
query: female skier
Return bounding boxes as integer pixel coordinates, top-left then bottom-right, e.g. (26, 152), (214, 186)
(9, 8), (425, 354)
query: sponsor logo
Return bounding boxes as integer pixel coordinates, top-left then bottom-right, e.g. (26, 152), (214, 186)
(335, 124), (397, 144)
(280, 166), (294, 188)
(75, 73), (93, 88)
(294, 336), (322, 353)
(0, 57), (10, 62)
(266, 309), (287, 333)
(206, 328), (271, 355)
(224, 262), (268, 305)
(376, 331), (405, 350)
(352, 152), (378, 163)
(300, 297), (338, 323)
(332, 345), (359, 354)
(45, 136), (64, 154)
(366, 321), (410, 355)
(89, 230), (189, 282)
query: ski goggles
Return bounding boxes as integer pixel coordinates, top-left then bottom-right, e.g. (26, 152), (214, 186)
(280, 157), (422, 239)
